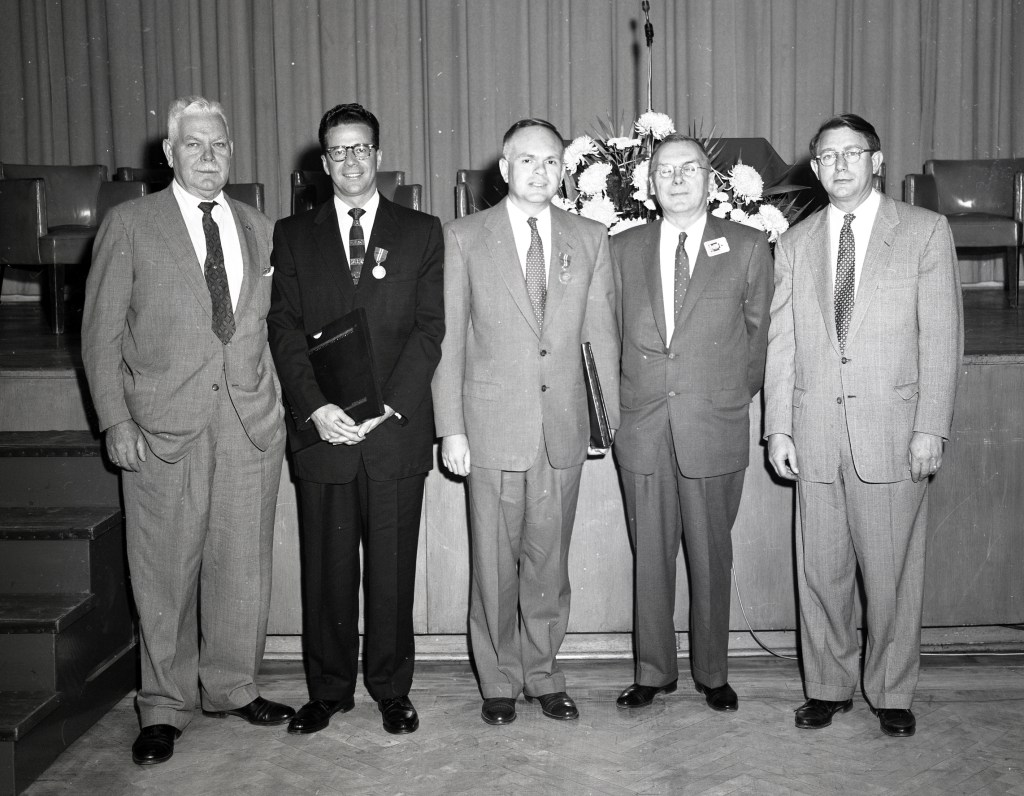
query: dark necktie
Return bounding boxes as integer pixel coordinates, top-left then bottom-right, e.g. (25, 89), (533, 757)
(198, 201), (234, 344)
(525, 217), (546, 327)
(348, 207), (366, 284)
(835, 213), (856, 352)
(674, 231), (689, 324)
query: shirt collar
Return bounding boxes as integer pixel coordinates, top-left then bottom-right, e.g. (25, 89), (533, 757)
(506, 199), (552, 227)
(828, 188), (881, 222)
(171, 178), (226, 216)
(334, 190), (380, 219)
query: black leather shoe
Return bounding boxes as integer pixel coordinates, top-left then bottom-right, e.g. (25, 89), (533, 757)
(481, 697), (517, 725)
(378, 696), (419, 734)
(872, 707), (916, 737)
(287, 698), (355, 735)
(203, 696), (296, 726)
(616, 680), (678, 708)
(131, 724), (181, 766)
(695, 681), (738, 712)
(526, 691), (579, 720)
(794, 698), (853, 729)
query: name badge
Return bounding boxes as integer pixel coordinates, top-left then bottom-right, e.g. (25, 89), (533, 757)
(704, 237), (730, 256)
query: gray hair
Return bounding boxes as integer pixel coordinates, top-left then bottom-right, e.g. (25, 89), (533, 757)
(166, 96), (230, 142)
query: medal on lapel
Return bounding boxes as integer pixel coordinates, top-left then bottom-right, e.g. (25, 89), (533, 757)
(372, 247), (388, 279)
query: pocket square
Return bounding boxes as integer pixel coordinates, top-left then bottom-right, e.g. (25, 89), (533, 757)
(262, 266), (274, 276)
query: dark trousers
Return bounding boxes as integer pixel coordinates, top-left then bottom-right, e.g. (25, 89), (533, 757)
(297, 462), (425, 702)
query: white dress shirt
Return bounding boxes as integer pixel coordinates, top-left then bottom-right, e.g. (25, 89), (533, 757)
(334, 191), (380, 264)
(659, 213), (707, 342)
(171, 179), (243, 309)
(507, 200), (552, 281)
(826, 189), (881, 295)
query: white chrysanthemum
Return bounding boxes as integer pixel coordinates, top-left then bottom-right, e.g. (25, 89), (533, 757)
(730, 208), (750, 223)
(729, 163), (764, 202)
(607, 136), (641, 150)
(758, 203), (789, 242)
(563, 135), (598, 172)
(579, 194), (619, 228)
(711, 202), (732, 219)
(644, 198), (657, 211)
(609, 216), (649, 235)
(631, 160), (650, 190)
(634, 111), (676, 140)
(577, 162), (613, 196)
(711, 190), (731, 203)
(550, 195), (577, 213)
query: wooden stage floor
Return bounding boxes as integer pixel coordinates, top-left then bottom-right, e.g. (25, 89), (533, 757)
(2, 286), (1022, 379)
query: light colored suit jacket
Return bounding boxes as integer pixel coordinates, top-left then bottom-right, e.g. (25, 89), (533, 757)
(764, 193), (963, 484)
(83, 187), (282, 463)
(613, 214), (774, 478)
(431, 199), (619, 471)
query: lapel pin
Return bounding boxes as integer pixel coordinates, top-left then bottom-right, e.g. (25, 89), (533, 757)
(372, 247), (389, 279)
(704, 237), (730, 256)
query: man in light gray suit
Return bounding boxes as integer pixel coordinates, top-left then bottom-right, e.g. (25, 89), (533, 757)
(82, 96), (293, 766)
(612, 135), (773, 713)
(432, 118), (619, 726)
(765, 114), (963, 738)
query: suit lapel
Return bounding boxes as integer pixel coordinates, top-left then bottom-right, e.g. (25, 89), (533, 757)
(675, 213), (720, 331)
(154, 188), (211, 314)
(312, 200), (356, 302)
(846, 195), (897, 346)
(485, 199), (541, 336)
(544, 208), (576, 326)
(806, 210), (840, 354)
(363, 196), (399, 295)
(227, 197), (258, 318)
(641, 220), (668, 346)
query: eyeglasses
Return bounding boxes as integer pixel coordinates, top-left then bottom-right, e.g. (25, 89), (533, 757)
(814, 148), (874, 167)
(324, 143), (377, 162)
(654, 163), (708, 179)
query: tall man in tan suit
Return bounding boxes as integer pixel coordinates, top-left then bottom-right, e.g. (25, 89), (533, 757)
(432, 118), (619, 726)
(83, 96), (292, 766)
(765, 114), (963, 738)
(612, 135), (773, 713)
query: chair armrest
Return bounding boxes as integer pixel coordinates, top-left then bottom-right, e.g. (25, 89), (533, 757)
(225, 182), (265, 214)
(455, 182), (470, 218)
(291, 184), (317, 215)
(393, 184), (421, 212)
(1015, 172), (1023, 225)
(0, 178), (46, 264)
(904, 173), (938, 211)
(97, 181), (146, 224)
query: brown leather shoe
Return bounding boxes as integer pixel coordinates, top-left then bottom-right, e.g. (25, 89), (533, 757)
(695, 681), (738, 712)
(481, 697), (517, 725)
(616, 680), (678, 708)
(287, 698), (355, 735)
(131, 724), (181, 766)
(794, 698), (853, 729)
(526, 691), (579, 720)
(872, 707), (916, 737)
(378, 696), (419, 734)
(203, 696), (296, 726)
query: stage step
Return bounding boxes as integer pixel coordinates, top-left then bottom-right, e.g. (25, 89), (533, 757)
(0, 432), (118, 508)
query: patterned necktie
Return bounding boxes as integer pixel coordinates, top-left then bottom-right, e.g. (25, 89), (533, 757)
(198, 201), (234, 344)
(348, 207), (366, 284)
(674, 231), (689, 324)
(525, 216), (546, 328)
(835, 213), (856, 352)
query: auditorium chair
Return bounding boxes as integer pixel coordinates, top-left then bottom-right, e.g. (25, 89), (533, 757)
(290, 169), (422, 214)
(454, 167), (507, 218)
(0, 163), (145, 333)
(905, 159), (1024, 308)
(115, 167), (267, 214)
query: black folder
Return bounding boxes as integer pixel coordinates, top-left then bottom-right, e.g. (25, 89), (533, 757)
(582, 341), (612, 449)
(307, 306), (385, 423)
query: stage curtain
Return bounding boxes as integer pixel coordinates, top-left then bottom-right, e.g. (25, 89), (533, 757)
(1, 0), (1022, 295)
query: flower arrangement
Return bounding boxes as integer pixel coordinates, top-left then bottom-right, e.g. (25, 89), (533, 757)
(558, 110), (794, 242)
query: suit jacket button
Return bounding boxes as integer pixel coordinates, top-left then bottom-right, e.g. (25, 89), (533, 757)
(540, 349), (548, 356)
(668, 391), (677, 397)
(668, 353), (677, 359)
(541, 385), (548, 392)
(836, 396), (842, 404)
(212, 384), (220, 391)
(841, 357), (849, 364)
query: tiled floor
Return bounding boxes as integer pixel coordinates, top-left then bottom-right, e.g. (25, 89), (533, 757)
(24, 654), (1024, 795)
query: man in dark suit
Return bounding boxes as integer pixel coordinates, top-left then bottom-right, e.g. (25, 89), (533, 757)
(432, 119), (619, 725)
(268, 103), (444, 736)
(82, 96), (292, 766)
(612, 135), (773, 713)
(765, 114), (962, 737)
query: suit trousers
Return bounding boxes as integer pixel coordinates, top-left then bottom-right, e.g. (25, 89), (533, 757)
(296, 462), (424, 702)
(122, 379), (285, 730)
(467, 445), (583, 699)
(620, 437), (744, 689)
(795, 413), (928, 709)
